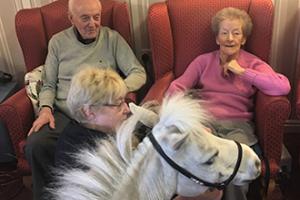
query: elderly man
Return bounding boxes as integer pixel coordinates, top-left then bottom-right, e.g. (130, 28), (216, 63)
(25, 0), (146, 199)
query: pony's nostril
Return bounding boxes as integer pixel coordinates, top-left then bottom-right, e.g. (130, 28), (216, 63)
(218, 172), (224, 178)
(255, 160), (261, 169)
(254, 160), (261, 177)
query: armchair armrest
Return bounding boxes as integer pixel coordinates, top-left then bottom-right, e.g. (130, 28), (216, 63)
(255, 91), (290, 177)
(126, 92), (136, 103)
(142, 72), (174, 103)
(0, 89), (34, 160)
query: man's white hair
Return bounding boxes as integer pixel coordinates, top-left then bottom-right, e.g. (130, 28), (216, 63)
(68, 0), (102, 14)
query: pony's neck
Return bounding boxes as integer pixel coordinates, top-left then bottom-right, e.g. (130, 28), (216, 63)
(113, 138), (177, 200)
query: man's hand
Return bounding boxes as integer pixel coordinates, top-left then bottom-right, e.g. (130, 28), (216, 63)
(28, 107), (55, 136)
(224, 59), (245, 76)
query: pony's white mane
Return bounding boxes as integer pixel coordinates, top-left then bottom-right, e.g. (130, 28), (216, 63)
(49, 137), (126, 200)
(157, 94), (210, 133)
(50, 94), (214, 200)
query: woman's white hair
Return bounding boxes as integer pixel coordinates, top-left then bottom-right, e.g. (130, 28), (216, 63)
(211, 7), (253, 37)
(67, 66), (128, 123)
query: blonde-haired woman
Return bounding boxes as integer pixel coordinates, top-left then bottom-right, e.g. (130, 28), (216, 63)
(55, 67), (130, 168)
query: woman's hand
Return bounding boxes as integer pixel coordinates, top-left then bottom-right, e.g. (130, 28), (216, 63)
(28, 107), (55, 136)
(224, 59), (245, 76)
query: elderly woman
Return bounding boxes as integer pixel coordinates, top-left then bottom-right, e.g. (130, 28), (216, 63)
(167, 7), (290, 200)
(55, 67), (130, 168)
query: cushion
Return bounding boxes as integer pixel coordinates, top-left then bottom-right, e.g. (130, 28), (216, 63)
(24, 65), (44, 116)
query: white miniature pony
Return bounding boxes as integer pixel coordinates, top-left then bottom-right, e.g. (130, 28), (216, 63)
(50, 93), (261, 200)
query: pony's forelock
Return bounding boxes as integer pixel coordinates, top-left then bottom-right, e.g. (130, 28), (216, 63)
(158, 93), (211, 134)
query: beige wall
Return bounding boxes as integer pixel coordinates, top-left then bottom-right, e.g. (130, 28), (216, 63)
(270, 0), (300, 116)
(0, 0), (57, 83)
(125, 0), (163, 59)
(0, 1), (24, 82)
(271, 0), (300, 76)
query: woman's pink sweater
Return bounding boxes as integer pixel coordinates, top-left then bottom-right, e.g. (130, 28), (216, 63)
(167, 50), (290, 120)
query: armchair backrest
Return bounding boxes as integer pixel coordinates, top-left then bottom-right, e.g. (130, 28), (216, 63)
(148, 0), (274, 80)
(15, 0), (132, 72)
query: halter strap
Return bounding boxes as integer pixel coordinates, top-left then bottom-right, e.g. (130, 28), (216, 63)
(147, 131), (243, 190)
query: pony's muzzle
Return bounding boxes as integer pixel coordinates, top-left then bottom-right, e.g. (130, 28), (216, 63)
(254, 159), (261, 176)
(241, 159), (261, 184)
(250, 158), (261, 179)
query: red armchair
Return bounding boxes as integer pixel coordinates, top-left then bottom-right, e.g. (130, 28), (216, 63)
(143, 0), (291, 197)
(0, 0), (132, 175)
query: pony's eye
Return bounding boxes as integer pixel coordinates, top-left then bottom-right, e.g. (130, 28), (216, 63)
(204, 151), (218, 165)
(204, 157), (215, 165)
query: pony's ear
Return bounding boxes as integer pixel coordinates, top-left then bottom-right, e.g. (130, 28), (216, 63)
(129, 103), (159, 127)
(163, 126), (188, 150)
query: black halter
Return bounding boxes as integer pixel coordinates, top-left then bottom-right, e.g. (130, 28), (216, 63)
(147, 131), (243, 190)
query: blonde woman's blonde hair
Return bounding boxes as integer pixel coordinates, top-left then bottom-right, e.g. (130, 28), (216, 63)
(67, 67), (128, 122)
(211, 7), (253, 37)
